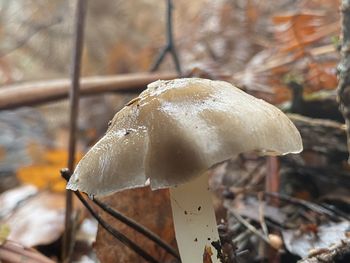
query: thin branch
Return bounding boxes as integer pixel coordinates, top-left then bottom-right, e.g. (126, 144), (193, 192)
(258, 192), (269, 237)
(61, 169), (160, 263)
(264, 192), (346, 221)
(298, 239), (350, 263)
(92, 197), (180, 260)
(61, 169), (179, 262)
(0, 240), (55, 263)
(228, 209), (271, 246)
(232, 229), (251, 245)
(0, 72), (177, 110)
(63, 0), (87, 261)
(150, 0), (182, 75)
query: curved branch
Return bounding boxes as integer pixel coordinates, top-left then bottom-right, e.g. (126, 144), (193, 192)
(0, 72), (177, 110)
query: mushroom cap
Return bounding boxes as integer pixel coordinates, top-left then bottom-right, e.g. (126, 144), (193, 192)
(67, 78), (302, 196)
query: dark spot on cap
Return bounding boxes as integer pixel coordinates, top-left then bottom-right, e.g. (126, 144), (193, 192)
(198, 206), (201, 211)
(194, 238), (198, 242)
(208, 238), (211, 241)
(184, 210), (188, 215)
(126, 97), (141, 106)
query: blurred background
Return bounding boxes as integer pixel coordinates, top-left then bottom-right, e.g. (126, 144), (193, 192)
(0, 0), (349, 262)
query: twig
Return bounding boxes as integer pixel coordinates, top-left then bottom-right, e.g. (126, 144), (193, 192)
(235, 159), (265, 188)
(298, 239), (350, 263)
(228, 209), (272, 247)
(232, 229), (251, 245)
(0, 72), (177, 110)
(265, 156), (280, 207)
(61, 169), (160, 263)
(92, 197), (180, 260)
(319, 203), (350, 221)
(0, 240), (55, 263)
(62, 0), (87, 261)
(264, 192), (345, 221)
(150, 0), (182, 75)
(61, 169), (179, 261)
(258, 192), (269, 237)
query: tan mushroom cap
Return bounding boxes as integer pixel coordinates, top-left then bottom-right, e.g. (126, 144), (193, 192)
(67, 78), (302, 196)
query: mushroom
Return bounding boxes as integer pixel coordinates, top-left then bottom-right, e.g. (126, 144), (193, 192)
(67, 78), (302, 263)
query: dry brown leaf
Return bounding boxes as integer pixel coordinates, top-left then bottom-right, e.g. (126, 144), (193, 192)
(230, 10), (339, 104)
(306, 61), (337, 91)
(0, 187), (82, 248)
(95, 187), (176, 263)
(3, 191), (65, 247)
(282, 221), (350, 258)
(0, 185), (38, 218)
(233, 41), (338, 104)
(273, 12), (338, 52)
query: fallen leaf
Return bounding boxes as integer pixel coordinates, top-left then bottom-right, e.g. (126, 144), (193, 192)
(306, 61), (337, 91)
(16, 149), (82, 192)
(0, 185), (38, 218)
(3, 191), (65, 247)
(95, 187), (177, 263)
(0, 186), (83, 248)
(273, 11), (338, 52)
(282, 221), (350, 258)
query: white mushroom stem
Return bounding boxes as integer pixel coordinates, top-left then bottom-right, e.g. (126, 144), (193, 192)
(169, 173), (221, 263)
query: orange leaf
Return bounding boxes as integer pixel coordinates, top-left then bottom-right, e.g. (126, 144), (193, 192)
(306, 62), (337, 91)
(16, 149), (82, 192)
(273, 11), (338, 52)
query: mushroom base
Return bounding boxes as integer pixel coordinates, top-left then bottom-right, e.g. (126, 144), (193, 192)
(169, 173), (221, 263)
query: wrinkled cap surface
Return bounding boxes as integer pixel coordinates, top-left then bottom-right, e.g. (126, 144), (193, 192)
(67, 78), (302, 196)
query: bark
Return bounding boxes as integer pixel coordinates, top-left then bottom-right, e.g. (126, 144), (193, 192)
(0, 72), (177, 110)
(288, 114), (348, 156)
(337, 0), (350, 160)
